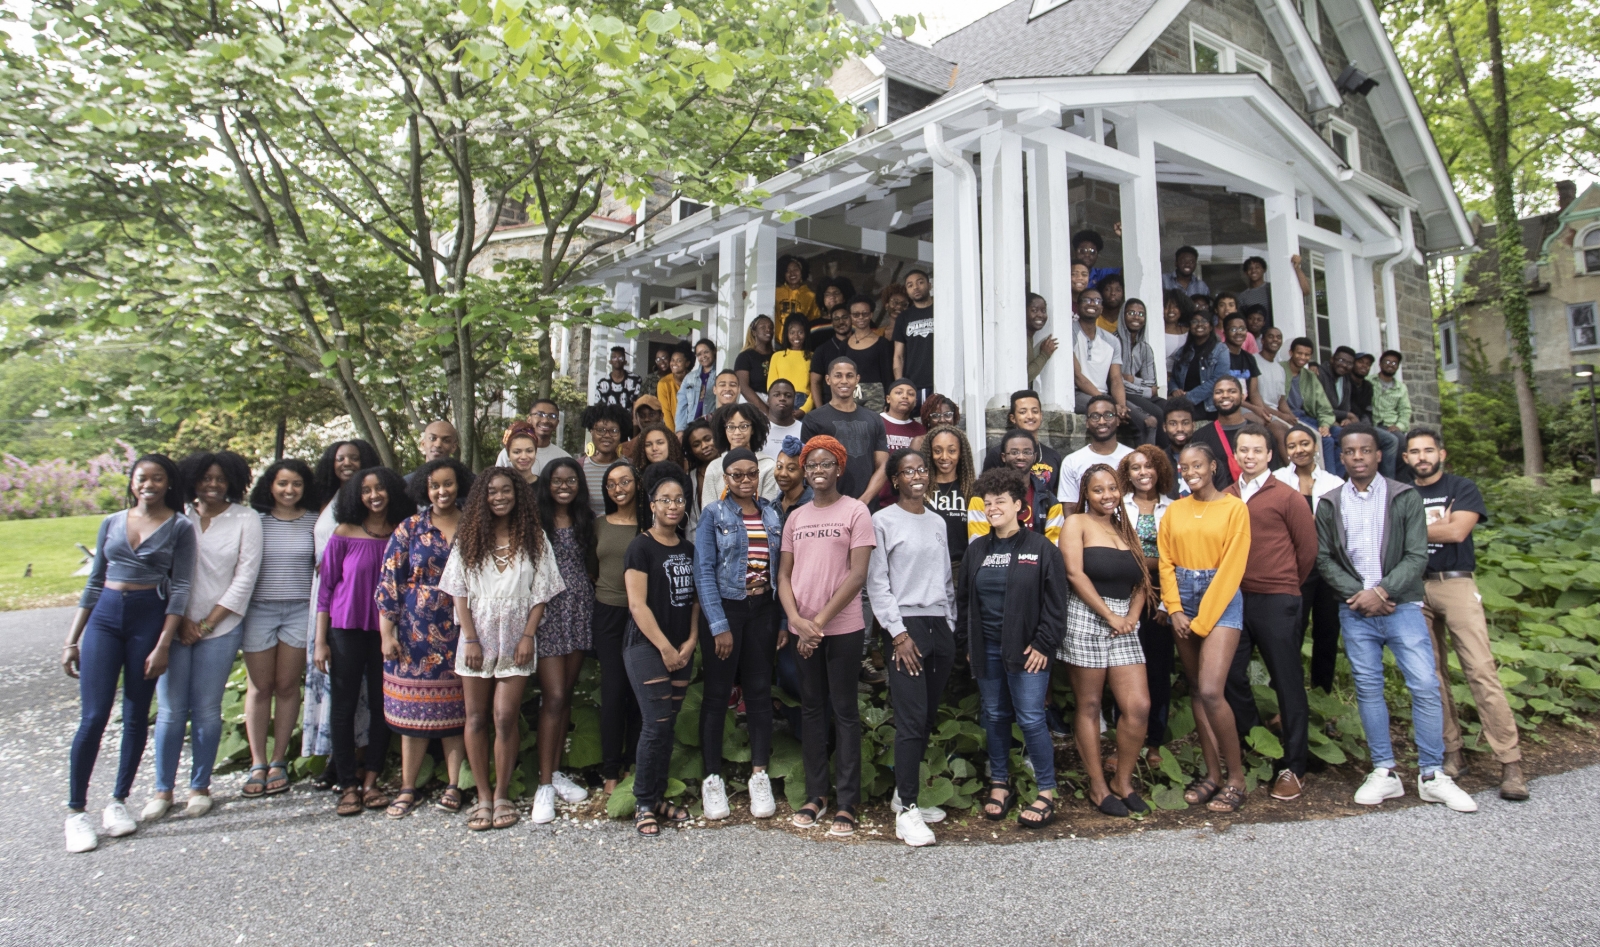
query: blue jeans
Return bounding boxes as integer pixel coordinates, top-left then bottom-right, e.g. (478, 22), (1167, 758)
(1175, 566), (1244, 630)
(70, 589), (165, 810)
(1339, 602), (1445, 774)
(973, 641), (1057, 791)
(154, 626), (244, 793)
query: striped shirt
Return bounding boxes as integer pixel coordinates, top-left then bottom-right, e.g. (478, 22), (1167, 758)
(1340, 477), (1387, 589)
(254, 510), (318, 601)
(743, 512), (770, 588)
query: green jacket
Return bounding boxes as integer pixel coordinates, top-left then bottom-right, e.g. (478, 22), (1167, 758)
(1314, 477), (1428, 604)
(1371, 377), (1412, 429)
(1287, 365), (1335, 428)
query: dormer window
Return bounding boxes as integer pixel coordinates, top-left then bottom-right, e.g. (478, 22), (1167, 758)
(1325, 117), (1360, 171)
(1580, 226), (1600, 274)
(1190, 25), (1273, 82)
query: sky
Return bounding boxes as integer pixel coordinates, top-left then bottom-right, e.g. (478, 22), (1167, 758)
(872, 0), (1014, 43)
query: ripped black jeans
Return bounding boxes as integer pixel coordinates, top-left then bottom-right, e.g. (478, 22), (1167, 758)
(624, 637), (690, 812)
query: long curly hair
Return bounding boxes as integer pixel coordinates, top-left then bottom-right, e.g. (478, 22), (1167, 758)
(923, 423), (976, 499)
(629, 421), (685, 471)
(313, 440), (381, 512)
(456, 467), (544, 572)
(1071, 462), (1154, 609)
(249, 459), (318, 514)
(333, 467), (417, 527)
(1117, 445), (1174, 499)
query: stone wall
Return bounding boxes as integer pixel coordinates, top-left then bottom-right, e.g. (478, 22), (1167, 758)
(1390, 250), (1441, 424)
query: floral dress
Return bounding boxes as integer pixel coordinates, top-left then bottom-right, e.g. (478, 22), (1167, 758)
(375, 508), (465, 737)
(302, 502), (369, 757)
(537, 525), (594, 658)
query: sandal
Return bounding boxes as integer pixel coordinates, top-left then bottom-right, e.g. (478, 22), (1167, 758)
(386, 788), (419, 820)
(265, 761), (290, 795)
(791, 797), (826, 828)
(654, 801), (691, 824)
(362, 786), (392, 810)
(634, 808), (662, 837)
(982, 782), (1015, 822)
(1184, 777), (1221, 806)
(492, 798), (520, 829)
(242, 764), (268, 798)
(1207, 784), (1247, 813)
(435, 784), (463, 812)
(828, 806), (858, 837)
(1018, 794), (1056, 829)
(336, 786), (364, 817)
(467, 801), (494, 832)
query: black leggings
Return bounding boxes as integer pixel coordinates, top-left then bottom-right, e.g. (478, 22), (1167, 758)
(592, 601), (641, 780)
(883, 618), (954, 804)
(797, 630), (864, 810)
(1138, 611), (1175, 749)
(329, 628), (390, 787)
(1301, 572), (1341, 692)
(700, 596), (779, 775)
(624, 636), (690, 812)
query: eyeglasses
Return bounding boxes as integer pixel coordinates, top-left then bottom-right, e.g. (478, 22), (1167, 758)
(727, 470), (759, 482)
(549, 477), (581, 489)
(531, 411), (558, 421)
(725, 422), (753, 433)
(928, 410), (955, 422)
(896, 466), (929, 479)
(652, 496), (688, 507)
(803, 460), (838, 472)
(1002, 449), (1035, 460)
(607, 477), (635, 491)
(1086, 412), (1118, 422)
(591, 426), (620, 437)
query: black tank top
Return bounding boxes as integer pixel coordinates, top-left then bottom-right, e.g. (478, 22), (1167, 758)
(1082, 546), (1145, 600)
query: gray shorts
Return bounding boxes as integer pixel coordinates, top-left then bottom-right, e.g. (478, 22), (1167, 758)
(243, 599), (310, 653)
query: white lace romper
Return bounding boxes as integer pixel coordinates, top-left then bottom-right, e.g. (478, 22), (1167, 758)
(438, 544), (565, 678)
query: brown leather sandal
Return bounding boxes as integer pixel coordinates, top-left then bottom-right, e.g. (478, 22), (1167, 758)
(336, 786), (364, 817)
(1207, 784), (1247, 813)
(492, 798), (520, 829)
(362, 786), (392, 810)
(467, 801), (494, 832)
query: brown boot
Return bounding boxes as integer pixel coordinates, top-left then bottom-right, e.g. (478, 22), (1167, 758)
(1500, 762), (1530, 801)
(1441, 749), (1465, 778)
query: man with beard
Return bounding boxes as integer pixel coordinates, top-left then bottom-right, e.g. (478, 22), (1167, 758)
(1403, 429), (1528, 801)
(1188, 375), (1270, 490)
(1056, 394), (1134, 506)
(892, 269), (936, 401)
(1159, 400), (1196, 498)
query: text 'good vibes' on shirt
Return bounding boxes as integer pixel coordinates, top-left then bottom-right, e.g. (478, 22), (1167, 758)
(624, 533), (697, 648)
(781, 496), (875, 636)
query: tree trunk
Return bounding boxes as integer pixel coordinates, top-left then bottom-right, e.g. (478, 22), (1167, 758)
(448, 303), (479, 470)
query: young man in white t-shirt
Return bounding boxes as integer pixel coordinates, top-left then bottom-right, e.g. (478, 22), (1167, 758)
(1057, 394), (1134, 506)
(762, 378), (804, 459)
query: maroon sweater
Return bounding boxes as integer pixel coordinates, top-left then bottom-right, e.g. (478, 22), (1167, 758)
(1225, 474), (1317, 595)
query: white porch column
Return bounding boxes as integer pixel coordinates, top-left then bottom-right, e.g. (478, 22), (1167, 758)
(1117, 116), (1166, 397)
(924, 123), (985, 450)
(1351, 257), (1382, 355)
(980, 126), (1028, 405)
(743, 221), (777, 335)
(610, 280), (644, 370)
(1265, 192), (1306, 343)
(1026, 143), (1074, 410)
(1321, 248), (1359, 350)
(713, 231), (745, 370)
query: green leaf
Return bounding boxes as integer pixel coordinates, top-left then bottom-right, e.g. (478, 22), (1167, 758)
(1157, 747), (1185, 784)
(589, 15), (626, 36)
(1309, 740), (1348, 765)
(644, 10), (681, 33)
(1499, 667), (1529, 688)
(918, 777), (955, 809)
(1151, 785), (1190, 810)
(1246, 726), (1284, 759)
(607, 776), (637, 818)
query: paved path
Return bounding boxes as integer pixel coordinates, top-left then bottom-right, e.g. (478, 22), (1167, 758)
(2, 606), (1596, 946)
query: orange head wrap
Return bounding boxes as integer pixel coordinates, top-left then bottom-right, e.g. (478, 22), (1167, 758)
(801, 435), (848, 474)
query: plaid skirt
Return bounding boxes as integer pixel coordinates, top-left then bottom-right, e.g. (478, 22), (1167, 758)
(1057, 593), (1145, 669)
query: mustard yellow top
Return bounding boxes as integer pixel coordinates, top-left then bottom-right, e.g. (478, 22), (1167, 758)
(1157, 494), (1251, 636)
(775, 284), (819, 329)
(767, 350), (813, 406)
(657, 374), (681, 431)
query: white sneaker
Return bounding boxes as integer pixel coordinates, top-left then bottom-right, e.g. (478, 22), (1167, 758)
(531, 784), (557, 824)
(140, 797), (172, 821)
(747, 772), (776, 818)
(1418, 772), (1479, 813)
(551, 771), (589, 804)
(895, 806), (936, 847)
(701, 775), (731, 820)
(185, 793), (213, 818)
(1354, 767), (1405, 806)
(65, 813), (99, 853)
(101, 801), (137, 838)
(890, 790), (946, 823)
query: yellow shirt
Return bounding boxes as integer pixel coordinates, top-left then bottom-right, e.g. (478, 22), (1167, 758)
(1097, 314), (1120, 335)
(1157, 494), (1251, 636)
(766, 350), (814, 407)
(657, 374), (682, 430)
(774, 285), (819, 331)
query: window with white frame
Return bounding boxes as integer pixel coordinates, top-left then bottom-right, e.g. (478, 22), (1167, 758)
(1438, 319), (1459, 379)
(1306, 251), (1332, 361)
(1580, 226), (1600, 274)
(848, 82), (885, 137)
(1190, 25), (1273, 81)
(1324, 117), (1359, 171)
(1571, 302), (1599, 350)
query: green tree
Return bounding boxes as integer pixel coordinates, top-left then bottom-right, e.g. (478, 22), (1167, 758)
(1386, 0), (1600, 480)
(1, 0), (902, 467)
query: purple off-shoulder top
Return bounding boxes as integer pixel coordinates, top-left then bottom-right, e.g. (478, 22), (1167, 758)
(316, 533), (387, 632)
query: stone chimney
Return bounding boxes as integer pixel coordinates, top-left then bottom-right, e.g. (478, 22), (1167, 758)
(1558, 180), (1577, 211)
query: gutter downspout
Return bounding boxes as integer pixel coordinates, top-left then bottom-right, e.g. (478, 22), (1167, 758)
(1378, 208), (1416, 367)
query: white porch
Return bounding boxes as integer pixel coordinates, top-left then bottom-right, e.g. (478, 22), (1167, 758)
(580, 72), (1423, 450)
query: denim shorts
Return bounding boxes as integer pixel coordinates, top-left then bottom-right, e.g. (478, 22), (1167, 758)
(242, 599), (310, 653)
(1174, 567), (1244, 632)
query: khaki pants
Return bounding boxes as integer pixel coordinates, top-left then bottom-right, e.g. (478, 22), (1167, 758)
(1421, 577), (1521, 763)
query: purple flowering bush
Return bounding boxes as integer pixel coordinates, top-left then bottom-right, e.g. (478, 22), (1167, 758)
(0, 442), (136, 520)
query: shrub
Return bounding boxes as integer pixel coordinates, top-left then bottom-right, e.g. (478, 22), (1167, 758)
(0, 442), (136, 520)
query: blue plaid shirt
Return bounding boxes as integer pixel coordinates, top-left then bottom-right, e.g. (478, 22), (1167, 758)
(1340, 477), (1388, 589)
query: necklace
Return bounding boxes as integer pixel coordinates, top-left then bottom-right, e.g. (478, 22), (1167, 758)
(1192, 497), (1211, 519)
(362, 522), (388, 539)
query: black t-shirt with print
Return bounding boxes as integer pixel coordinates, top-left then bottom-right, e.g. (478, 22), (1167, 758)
(1413, 473), (1489, 573)
(892, 304), (936, 395)
(734, 348), (771, 396)
(976, 532), (1019, 642)
(623, 533), (698, 648)
(930, 482), (970, 564)
(1228, 350), (1260, 389)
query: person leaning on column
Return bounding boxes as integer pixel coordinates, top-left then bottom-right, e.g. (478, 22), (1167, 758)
(1402, 428), (1528, 801)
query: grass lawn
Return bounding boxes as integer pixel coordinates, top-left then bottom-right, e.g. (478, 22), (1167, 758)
(0, 515), (105, 611)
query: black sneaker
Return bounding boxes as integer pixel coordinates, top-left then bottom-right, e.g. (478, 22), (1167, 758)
(859, 657), (886, 685)
(1047, 705), (1070, 738)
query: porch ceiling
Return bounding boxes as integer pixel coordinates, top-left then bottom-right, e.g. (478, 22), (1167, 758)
(580, 73), (1407, 287)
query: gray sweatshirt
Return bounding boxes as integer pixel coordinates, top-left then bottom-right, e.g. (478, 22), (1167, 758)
(866, 503), (958, 637)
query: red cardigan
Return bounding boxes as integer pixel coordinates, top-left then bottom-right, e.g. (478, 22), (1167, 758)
(1225, 474), (1317, 595)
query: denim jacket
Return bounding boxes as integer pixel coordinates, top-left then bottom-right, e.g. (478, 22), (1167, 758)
(694, 495), (783, 634)
(674, 368), (712, 430)
(1167, 340), (1231, 414)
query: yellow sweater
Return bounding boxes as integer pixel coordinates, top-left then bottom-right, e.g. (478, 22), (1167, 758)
(657, 374), (682, 430)
(1157, 494), (1251, 636)
(775, 285), (819, 330)
(767, 350), (814, 406)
